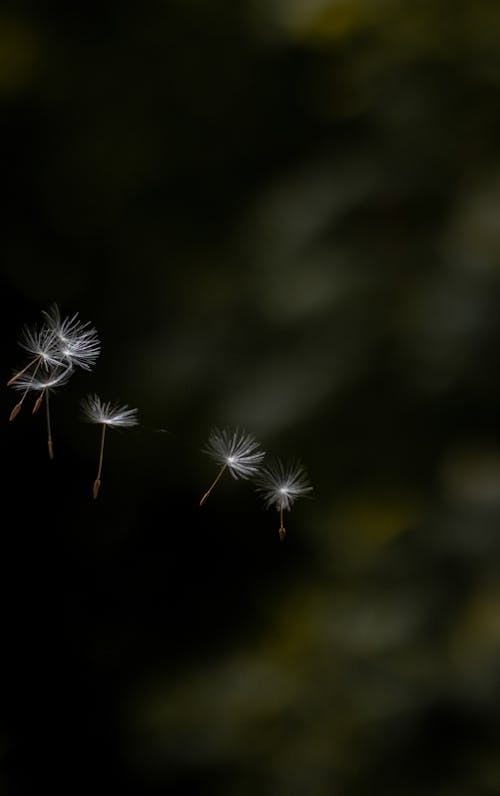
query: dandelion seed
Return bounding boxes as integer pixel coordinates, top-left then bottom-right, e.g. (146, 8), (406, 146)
(254, 458), (313, 541)
(81, 393), (139, 499)
(7, 322), (65, 387)
(10, 364), (73, 458)
(42, 303), (101, 371)
(7, 304), (100, 432)
(199, 426), (265, 506)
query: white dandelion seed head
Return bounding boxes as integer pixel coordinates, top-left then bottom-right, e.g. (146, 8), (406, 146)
(81, 393), (139, 428)
(42, 303), (101, 371)
(202, 426), (266, 480)
(255, 457), (313, 511)
(18, 322), (66, 368)
(11, 363), (74, 392)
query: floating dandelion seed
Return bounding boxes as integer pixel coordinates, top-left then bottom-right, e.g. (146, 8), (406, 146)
(81, 394), (139, 499)
(254, 458), (313, 541)
(199, 426), (266, 506)
(8, 304), (101, 437)
(10, 364), (73, 458)
(7, 321), (65, 389)
(42, 303), (101, 372)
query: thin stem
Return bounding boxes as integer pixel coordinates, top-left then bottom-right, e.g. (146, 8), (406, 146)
(8, 359), (43, 421)
(93, 423), (107, 499)
(279, 507), (286, 542)
(45, 390), (53, 460)
(199, 463), (227, 506)
(7, 355), (40, 386)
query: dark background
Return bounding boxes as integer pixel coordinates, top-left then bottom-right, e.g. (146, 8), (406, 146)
(2, 1), (500, 794)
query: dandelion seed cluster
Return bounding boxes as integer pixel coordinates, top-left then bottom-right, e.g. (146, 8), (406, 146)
(7, 303), (103, 457)
(6, 303), (313, 533)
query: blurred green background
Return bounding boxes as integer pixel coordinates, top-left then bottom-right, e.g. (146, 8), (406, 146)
(2, 0), (500, 794)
